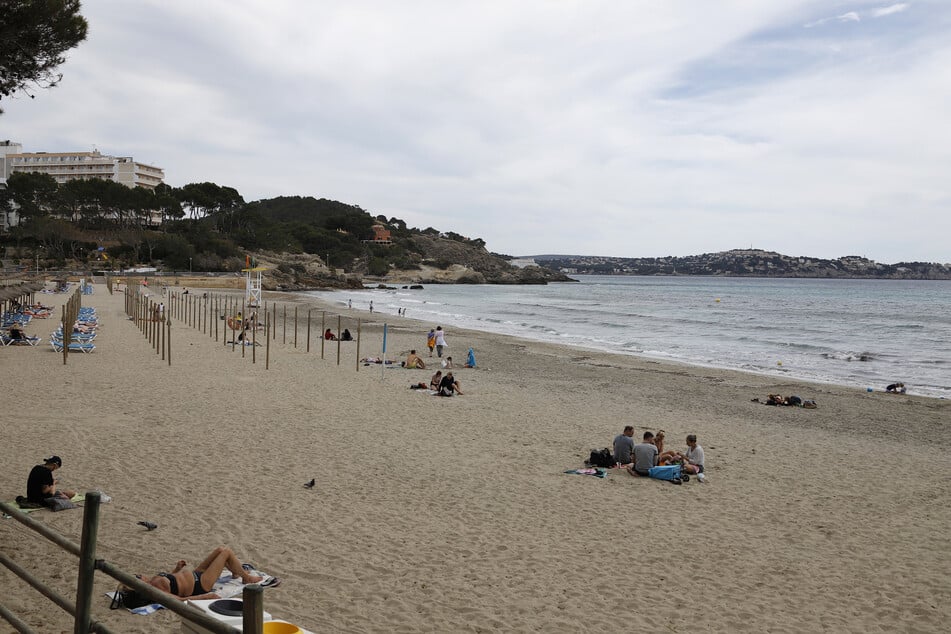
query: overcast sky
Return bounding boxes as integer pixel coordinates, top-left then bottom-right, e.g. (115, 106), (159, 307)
(3, 1), (949, 263)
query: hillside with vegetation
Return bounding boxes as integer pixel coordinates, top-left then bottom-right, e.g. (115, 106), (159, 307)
(0, 174), (569, 288)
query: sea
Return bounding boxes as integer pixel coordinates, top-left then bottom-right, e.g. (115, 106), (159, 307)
(305, 276), (951, 399)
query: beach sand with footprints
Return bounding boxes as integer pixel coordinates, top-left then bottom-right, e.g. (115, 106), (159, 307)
(2, 281), (949, 632)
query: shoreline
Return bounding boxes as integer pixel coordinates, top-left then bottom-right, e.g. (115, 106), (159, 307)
(2, 283), (949, 632)
(302, 287), (950, 400)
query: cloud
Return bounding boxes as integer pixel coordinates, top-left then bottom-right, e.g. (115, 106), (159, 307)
(805, 11), (861, 28)
(2, 0), (949, 263)
(872, 3), (910, 18)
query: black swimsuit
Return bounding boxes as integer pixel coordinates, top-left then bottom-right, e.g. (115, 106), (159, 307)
(192, 571), (209, 595)
(158, 571), (208, 596)
(157, 572), (178, 595)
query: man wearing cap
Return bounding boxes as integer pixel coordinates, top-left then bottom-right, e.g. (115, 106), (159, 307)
(26, 456), (76, 506)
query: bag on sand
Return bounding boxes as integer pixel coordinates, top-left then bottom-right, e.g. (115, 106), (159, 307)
(648, 464), (683, 482)
(586, 448), (615, 468)
(110, 586), (152, 610)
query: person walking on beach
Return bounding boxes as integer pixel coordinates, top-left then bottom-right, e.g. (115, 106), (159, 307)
(369, 300), (374, 314)
(26, 456), (76, 506)
(434, 326), (447, 358)
(348, 298), (352, 309)
(613, 426), (636, 466)
(427, 328), (436, 357)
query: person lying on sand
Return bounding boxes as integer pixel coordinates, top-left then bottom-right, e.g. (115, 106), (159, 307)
(132, 546), (266, 601)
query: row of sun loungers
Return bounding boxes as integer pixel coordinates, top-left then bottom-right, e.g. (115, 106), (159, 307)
(49, 307), (99, 353)
(1, 306), (99, 352)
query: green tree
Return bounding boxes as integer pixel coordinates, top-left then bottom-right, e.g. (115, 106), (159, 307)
(5, 171), (58, 218)
(0, 0), (88, 113)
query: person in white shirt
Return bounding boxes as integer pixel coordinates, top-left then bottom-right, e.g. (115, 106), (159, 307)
(681, 434), (705, 475)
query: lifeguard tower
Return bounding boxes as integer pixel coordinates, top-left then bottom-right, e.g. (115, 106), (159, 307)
(243, 265), (266, 308)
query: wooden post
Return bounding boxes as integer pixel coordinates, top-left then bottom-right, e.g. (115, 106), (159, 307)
(356, 319), (361, 372)
(74, 491), (101, 634)
(306, 309), (312, 353)
(167, 315), (172, 366)
(294, 306), (298, 348)
(337, 314), (342, 365)
(272, 303), (276, 340)
(321, 311), (326, 359)
(252, 310), (257, 364)
(282, 304), (287, 345)
(265, 311), (270, 370)
(242, 583), (264, 634)
(61, 305), (68, 364)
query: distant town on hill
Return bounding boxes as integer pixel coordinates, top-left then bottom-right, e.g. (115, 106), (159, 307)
(522, 250), (951, 280)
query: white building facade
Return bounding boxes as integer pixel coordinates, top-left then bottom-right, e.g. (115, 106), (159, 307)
(0, 141), (164, 190)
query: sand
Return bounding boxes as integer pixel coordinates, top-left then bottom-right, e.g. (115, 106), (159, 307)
(1, 282), (949, 633)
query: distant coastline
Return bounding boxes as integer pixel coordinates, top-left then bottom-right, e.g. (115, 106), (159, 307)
(527, 249), (951, 280)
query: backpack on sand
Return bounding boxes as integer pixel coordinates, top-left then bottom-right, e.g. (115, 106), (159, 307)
(586, 448), (615, 468)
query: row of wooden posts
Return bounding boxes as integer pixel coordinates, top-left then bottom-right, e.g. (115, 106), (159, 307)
(123, 286), (369, 370)
(58, 287), (84, 365)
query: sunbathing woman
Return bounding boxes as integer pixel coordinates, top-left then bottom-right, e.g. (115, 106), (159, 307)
(430, 370), (442, 390)
(135, 546), (264, 600)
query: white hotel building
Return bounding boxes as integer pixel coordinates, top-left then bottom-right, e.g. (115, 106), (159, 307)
(1, 140), (166, 230)
(0, 141), (164, 189)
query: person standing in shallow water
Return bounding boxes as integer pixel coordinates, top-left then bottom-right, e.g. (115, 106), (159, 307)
(434, 326), (447, 358)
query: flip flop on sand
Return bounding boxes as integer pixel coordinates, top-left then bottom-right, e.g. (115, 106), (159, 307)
(261, 576), (282, 588)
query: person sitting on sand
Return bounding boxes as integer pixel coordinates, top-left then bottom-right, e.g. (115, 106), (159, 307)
(340, 329), (353, 341)
(438, 372), (463, 396)
(324, 328), (337, 341)
(430, 370), (443, 391)
(654, 430), (680, 465)
(131, 546), (268, 601)
(443, 356), (454, 369)
(886, 382), (906, 394)
(680, 434), (705, 475)
(626, 432), (658, 477)
(405, 349), (426, 369)
(26, 456), (76, 506)
(613, 426), (636, 466)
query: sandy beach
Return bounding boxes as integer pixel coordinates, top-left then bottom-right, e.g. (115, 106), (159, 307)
(2, 281), (949, 633)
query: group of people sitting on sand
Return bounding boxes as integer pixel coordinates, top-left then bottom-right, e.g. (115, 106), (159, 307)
(324, 328), (353, 341)
(613, 428), (704, 479)
(409, 369), (463, 396)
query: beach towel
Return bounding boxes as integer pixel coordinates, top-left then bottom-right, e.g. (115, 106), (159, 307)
(3, 494), (86, 518)
(564, 468), (607, 478)
(105, 565), (278, 615)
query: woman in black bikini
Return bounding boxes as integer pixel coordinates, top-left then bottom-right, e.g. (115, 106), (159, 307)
(137, 546), (264, 600)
